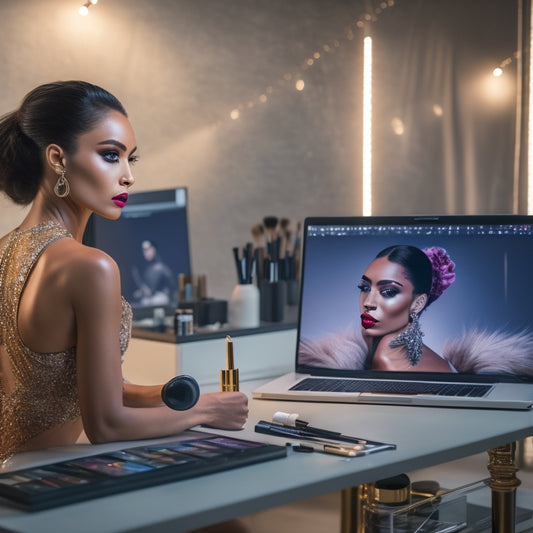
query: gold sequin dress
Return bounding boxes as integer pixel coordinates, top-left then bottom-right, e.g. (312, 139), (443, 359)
(0, 221), (132, 462)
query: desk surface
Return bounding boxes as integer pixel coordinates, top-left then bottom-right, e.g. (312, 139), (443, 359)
(0, 381), (532, 533)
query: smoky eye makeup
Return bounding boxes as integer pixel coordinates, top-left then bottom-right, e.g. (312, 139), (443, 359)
(380, 286), (400, 298)
(357, 282), (370, 293)
(101, 150), (120, 163)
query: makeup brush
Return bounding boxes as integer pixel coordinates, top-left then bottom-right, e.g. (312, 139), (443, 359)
(262, 216), (279, 244)
(251, 224), (265, 282)
(250, 223), (266, 250)
(279, 217), (291, 258)
(263, 216), (281, 275)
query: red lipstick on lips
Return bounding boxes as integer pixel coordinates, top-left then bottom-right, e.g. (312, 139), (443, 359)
(112, 193), (128, 208)
(361, 313), (378, 329)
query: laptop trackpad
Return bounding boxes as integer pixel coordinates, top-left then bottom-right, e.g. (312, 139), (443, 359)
(359, 393), (414, 404)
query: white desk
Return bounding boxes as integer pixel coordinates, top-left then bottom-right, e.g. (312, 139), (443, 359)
(0, 380), (531, 533)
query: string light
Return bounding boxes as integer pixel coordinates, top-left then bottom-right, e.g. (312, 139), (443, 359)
(79, 0), (98, 16)
(223, 1), (394, 217)
(493, 54), (517, 77)
(227, 0), (396, 122)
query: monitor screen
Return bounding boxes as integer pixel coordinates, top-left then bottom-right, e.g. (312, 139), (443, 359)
(296, 216), (533, 381)
(83, 188), (191, 317)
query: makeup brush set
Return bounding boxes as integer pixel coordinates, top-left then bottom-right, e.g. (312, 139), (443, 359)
(230, 216), (302, 324)
(250, 217), (301, 287)
(247, 216), (302, 321)
(229, 216), (301, 325)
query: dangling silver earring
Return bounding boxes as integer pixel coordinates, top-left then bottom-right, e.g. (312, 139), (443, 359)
(389, 312), (424, 366)
(54, 169), (70, 198)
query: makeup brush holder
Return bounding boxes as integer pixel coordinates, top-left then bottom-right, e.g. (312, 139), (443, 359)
(259, 280), (286, 322)
(285, 279), (300, 306)
(228, 283), (260, 328)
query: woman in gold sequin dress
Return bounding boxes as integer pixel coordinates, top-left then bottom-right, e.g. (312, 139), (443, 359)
(0, 81), (248, 462)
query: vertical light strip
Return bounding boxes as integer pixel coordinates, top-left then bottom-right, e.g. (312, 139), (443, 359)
(362, 36), (373, 216)
(529, 4), (533, 214)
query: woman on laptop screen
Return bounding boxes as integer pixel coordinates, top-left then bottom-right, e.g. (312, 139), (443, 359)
(300, 244), (456, 372)
(358, 245), (456, 372)
(300, 241), (533, 377)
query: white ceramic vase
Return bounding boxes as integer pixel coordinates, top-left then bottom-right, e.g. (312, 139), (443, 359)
(228, 283), (260, 328)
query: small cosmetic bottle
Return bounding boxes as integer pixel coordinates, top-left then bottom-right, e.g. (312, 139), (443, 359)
(364, 474), (411, 532)
(174, 308), (194, 336)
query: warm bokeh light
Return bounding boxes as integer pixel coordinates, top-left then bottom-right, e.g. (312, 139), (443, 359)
(479, 71), (514, 107)
(295, 79), (305, 91)
(79, 0), (98, 16)
(391, 117), (404, 135)
(492, 67), (503, 77)
(433, 104), (443, 117)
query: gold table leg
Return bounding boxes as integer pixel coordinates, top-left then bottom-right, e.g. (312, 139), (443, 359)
(487, 442), (521, 533)
(340, 485), (366, 533)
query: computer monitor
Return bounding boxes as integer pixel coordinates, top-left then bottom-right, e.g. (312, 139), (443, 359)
(83, 188), (191, 318)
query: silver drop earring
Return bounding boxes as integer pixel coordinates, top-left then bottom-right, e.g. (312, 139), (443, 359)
(54, 169), (70, 198)
(389, 312), (424, 365)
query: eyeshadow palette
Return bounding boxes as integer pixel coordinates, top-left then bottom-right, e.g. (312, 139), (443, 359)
(0, 431), (287, 511)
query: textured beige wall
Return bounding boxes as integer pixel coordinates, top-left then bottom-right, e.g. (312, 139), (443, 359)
(0, 0), (366, 299)
(0, 0), (518, 300)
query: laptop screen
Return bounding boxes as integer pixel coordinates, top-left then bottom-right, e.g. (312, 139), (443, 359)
(296, 215), (533, 384)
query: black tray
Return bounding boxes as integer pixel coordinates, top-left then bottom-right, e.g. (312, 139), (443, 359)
(0, 431), (287, 511)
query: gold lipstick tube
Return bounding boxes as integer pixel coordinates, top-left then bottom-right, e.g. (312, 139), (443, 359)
(220, 335), (239, 392)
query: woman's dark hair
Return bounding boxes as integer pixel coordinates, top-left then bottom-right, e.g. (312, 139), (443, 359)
(0, 81), (127, 205)
(376, 245), (432, 297)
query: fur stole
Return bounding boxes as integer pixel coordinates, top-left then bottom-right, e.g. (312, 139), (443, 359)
(298, 326), (533, 377)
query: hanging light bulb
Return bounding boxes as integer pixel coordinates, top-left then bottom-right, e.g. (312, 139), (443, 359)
(78, 0), (99, 16)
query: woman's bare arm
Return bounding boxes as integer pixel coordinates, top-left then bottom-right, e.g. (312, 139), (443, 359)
(69, 247), (248, 443)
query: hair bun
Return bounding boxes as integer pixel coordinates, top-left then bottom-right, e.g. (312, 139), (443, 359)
(423, 246), (456, 305)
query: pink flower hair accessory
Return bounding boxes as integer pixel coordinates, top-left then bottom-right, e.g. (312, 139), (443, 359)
(423, 246), (456, 305)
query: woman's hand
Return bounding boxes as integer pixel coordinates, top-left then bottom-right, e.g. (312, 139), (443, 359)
(195, 392), (249, 430)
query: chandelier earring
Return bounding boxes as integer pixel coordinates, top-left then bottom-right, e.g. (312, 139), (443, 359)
(388, 312), (424, 366)
(54, 168), (70, 198)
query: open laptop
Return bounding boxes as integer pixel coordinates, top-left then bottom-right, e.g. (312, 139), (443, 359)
(253, 215), (533, 409)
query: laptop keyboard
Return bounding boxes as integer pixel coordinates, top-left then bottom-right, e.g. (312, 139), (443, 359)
(290, 378), (491, 398)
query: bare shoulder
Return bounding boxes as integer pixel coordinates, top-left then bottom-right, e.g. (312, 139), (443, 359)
(45, 238), (121, 298)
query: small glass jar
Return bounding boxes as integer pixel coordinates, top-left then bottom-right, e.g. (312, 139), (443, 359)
(364, 474), (411, 532)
